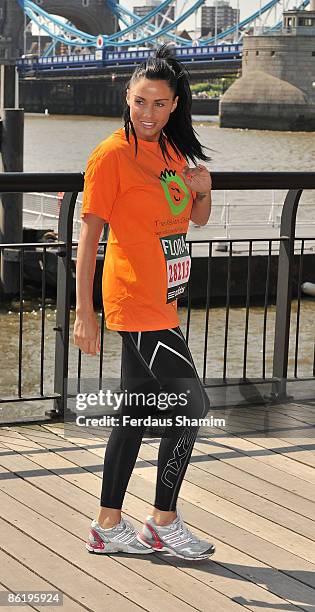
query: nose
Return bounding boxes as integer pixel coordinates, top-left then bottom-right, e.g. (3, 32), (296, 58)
(142, 106), (155, 120)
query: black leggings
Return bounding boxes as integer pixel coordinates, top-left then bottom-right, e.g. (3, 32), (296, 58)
(100, 326), (210, 511)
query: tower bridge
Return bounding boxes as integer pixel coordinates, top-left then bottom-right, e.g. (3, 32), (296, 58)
(1, 1), (313, 127)
(0, 0), (115, 60)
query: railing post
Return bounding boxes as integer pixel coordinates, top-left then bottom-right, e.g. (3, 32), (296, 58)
(51, 190), (78, 418)
(271, 189), (303, 401)
(0, 109), (24, 295)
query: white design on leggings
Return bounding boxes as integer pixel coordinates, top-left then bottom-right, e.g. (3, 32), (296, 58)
(161, 428), (195, 488)
(167, 328), (183, 340)
(137, 332), (142, 351)
(149, 341), (195, 372)
(168, 432), (198, 509)
(127, 328), (209, 507)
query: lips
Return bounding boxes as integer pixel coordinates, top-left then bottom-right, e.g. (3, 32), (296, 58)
(141, 122), (155, 128)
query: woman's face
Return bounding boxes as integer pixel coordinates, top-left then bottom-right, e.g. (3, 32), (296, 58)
(126, 77), (178, 142)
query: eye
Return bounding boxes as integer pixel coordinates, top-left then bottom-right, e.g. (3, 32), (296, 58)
(135, 100), (143, 104)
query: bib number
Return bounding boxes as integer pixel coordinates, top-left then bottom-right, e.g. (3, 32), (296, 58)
(160, 233), (191, 303)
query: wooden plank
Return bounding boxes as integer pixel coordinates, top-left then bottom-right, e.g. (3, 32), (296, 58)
(192, 438), (315, 501)
(146, 439), (315, 521)
(8, 425), (315, 553)
(0, 446), (313, 611)
(1, 466), (303, 612)
(229, 434), (315, 470)
(0, 550), (85, 611)
(221, 410), (315, 442)
(220, 420), (315, 467)
(0, 518), (141, 612)
(213, 424), (315, 466)
(228, 404), (314, 422)
(4, 426), (312, 512)
(137, 441), (315, 540)
(0, 473), (242, 612)
(33, 426), (315, 560)
(274, 407), (315, 419)
(225, 421), (315, 448)
(127, 470), (315, 593)
(213, 423), (315, 475)
(43, 420), (315, 490)
(128, 452), (315, 563)
(0, 496), (206, 612)
(0, 434), (265, 612)
(41, 423), (315, 523)
(17, 423), (315, 502)
(2, 426), (315, 601)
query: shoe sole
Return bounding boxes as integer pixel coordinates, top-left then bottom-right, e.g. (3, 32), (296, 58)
(86, 542), (155, 555)
(137, 533), (215, 561)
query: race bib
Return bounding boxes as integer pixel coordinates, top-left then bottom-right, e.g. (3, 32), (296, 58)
(160, 233), (191, 303)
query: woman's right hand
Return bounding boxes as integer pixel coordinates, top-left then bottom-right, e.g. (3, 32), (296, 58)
(73, 310), (101, 356)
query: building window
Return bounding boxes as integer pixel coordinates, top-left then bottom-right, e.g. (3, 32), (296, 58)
(271, 50), (275, 56)
(256, 50), (259, 56)
(82, 0), (89, 6)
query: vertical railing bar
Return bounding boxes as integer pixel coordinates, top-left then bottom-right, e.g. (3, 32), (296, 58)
(202, 240), (213, 384)
(272, 189), (303, 400)
(77, 349), (82, 384)
(262, 240), (272, 380)
(223, 241), (232, 381)
(294, 238), (304, 379)
(40, 246), (47, 396)
(243, 240), (252, 381)
(18, 247), (24, 398)
(54, 189), (80, 416)
(185, 241), (192, 345)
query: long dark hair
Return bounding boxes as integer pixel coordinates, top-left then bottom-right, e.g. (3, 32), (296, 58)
(122, 43), (212, 165)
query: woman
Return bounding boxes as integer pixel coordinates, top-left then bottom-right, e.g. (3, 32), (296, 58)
(74, 44), (215, 560)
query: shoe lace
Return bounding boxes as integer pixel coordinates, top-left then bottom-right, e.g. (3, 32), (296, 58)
(176, 512), (198, 544)
(121, 519), (138, 544)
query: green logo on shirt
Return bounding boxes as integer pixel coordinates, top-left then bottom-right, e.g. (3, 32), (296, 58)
(160, 169), (190, 216)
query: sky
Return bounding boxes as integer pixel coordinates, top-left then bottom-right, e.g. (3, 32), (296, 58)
(126, 1), (279, 22)
(121, 1), (284, 35)
(33, 1), (289, 37)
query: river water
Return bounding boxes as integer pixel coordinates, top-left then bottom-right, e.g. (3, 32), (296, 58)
(0, 115), (314, 422)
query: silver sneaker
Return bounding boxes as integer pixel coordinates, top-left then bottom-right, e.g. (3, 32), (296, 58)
(86, 518), (155, 554)
(137, 511), (215, 560)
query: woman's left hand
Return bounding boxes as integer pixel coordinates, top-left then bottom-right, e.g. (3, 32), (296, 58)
(182, 164), (212, 194)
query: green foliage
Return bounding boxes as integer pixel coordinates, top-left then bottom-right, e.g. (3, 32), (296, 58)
(190, 77), (237, 97)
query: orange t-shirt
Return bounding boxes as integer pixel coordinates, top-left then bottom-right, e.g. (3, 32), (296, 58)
(81, 127), (196, 331)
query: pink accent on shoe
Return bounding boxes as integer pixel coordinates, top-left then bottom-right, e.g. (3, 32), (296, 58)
(141, 522), (164, 550)
(88, 528), (105, 550)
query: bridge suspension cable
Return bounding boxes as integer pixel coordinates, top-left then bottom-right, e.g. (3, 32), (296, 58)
(18, 0), (307, 52)
(105, 0), (192, 47)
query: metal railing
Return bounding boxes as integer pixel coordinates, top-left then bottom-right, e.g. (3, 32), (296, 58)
(22, 190), (315, 243)
(0, 172), (314, 419)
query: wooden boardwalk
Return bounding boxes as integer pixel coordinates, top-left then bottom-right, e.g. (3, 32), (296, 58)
(0, 400), (314, 611)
